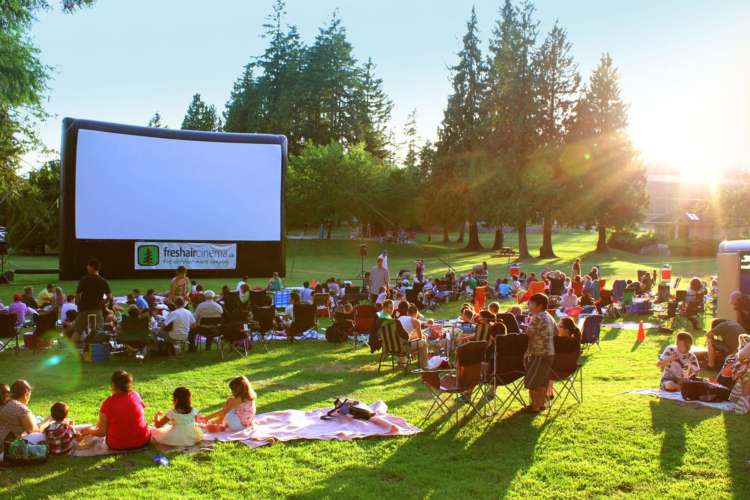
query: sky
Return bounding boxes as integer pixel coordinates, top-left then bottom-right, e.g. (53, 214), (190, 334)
(26, 0), (750, 179)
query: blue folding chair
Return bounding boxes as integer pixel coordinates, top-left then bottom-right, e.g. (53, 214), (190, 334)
(273, 289), (291, 310)
(580, 314), (603, 352)
(612, 280), (627, 302)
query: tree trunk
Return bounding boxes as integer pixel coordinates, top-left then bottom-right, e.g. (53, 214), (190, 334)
(442, 226), (450, 243)
(517, 222), (531, 259)
(539, 215), (556, 258)
(456, 221), (465, 243)
(492, 226), (504, 250)
(596, 224), (608, 252)
(465, 221), (483, 251)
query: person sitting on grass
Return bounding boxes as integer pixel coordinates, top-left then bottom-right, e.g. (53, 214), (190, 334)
(723, 335), (750, 413)
(79, 371), (151, 450)
(205, 376), (257, 432)
(560, 287), (578, 310)
(706, 318), (746, 369)
(0, 380), (40, 444)
(43, 401), (77, 455)
(523, 293), (556, 414)
(152, 387), (203, 447)
(657, 332), (700, 392)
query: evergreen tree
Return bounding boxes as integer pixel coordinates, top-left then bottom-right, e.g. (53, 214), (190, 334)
(568, 53), (647, 252)
(353, 58), (393, 160)
(147, 112), (166, 128)
(435, 6), (487, 250)
(403, 109), (419, 169)
(484, 0), (539, 259)
(533, 21), (580, 258)
(181, 93), (221, 131)
(223, 64), (264, 134)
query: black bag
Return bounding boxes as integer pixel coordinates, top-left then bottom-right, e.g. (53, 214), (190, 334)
(320, 398), (375, 421)
(325, 324), (348, 343)
(680, 376), (730, 402)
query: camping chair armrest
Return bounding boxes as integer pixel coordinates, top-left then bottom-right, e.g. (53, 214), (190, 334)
(412, 368), (455, 375)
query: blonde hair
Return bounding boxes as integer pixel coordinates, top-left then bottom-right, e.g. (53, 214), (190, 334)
(229, 376), (256, 401)
(738, 334), (750, 351)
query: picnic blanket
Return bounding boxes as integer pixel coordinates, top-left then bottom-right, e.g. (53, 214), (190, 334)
(57, 400), (418, 457)
(630, 388), (738, 412)
(604, 322), (658, 330)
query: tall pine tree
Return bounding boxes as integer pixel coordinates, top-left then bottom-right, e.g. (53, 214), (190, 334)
(181, 93), (221, 131)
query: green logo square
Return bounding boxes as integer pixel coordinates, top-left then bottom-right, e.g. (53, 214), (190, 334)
(137, 245), (159, 266)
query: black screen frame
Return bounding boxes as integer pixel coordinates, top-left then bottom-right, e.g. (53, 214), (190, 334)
(59, 118), (286, 280)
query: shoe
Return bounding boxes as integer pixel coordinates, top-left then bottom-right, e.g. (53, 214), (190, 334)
(520, 405), (543, 414)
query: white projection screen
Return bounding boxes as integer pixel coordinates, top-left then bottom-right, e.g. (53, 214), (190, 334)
(75, 129), (282, 241)
(59, 118), (287, 279)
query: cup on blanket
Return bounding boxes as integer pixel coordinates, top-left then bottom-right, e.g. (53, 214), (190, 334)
(206, 423), (222, 433)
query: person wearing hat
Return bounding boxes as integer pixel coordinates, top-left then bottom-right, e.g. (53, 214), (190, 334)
(189, 290), (224, 352)
(9, 294), (36, 326)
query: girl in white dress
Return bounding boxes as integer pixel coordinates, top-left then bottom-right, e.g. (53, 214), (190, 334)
(152, 387), (202, 446)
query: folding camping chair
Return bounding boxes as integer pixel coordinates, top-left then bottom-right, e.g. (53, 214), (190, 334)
(0, 313), (20, 354)
(547, 336), (583, 418)
(117, 316), (154, 360)
(196, 316), (223, 353)
(249, 289), (268, 309)
(223, 291), (241, 313)
(377, 320), (421, 373)
(497, 313), (521, 334)
(289, 303), (315, 342)
(217, 311), (252, 359)
(611, 280), (627, 302)
(485, 333), (528, 418)
(251, 305), (274, 352)
(474, 322), (494, 344)
(313, 293), (331, 324)
(580, 314), (603, 352)
(419, 341), (488, 423)
(353, 304), (377, 349)
(30, 308), (58, 352)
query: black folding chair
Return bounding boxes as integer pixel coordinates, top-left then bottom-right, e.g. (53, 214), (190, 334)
(547, 336), (583, 418)
(474, 323), (494, 344)
(249, 290), (268, 309)
(31, 308), (59, 352)
(223, 291), (241, 313)
(196, 316), (223, 353)
(118, 316), (155, 360)
(289, 303), (315, 341)
(218, 311), (252, 359)
(0, 313), (20, 354)
(497, 313), (521, 334)
(485, 333), (527, 418)
(420, 341), (488, 423)
(251, 306), (274, 352)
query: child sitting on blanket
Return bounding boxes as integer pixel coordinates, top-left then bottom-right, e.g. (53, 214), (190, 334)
(43, 401), (77, 455)
(205, 376), (257, 432)
(152, 387), (203, 446)
(657, 332), (701, 392)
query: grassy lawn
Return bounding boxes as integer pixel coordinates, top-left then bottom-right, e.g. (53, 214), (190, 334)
(2, 230), (744, 499)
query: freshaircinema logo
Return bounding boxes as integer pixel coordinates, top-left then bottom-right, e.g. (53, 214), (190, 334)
(134, 242), (237, 270)
(136, 245), (160, 266)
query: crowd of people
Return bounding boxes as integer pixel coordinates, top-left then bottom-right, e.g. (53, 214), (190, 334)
(0, 372), (258, 457)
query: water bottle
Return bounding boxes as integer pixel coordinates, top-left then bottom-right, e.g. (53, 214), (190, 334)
(153, 454), (169, 466)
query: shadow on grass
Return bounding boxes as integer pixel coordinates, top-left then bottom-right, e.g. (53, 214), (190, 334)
(649, 398), (712, 472)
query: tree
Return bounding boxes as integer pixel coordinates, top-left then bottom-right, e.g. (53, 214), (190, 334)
(7, 159), (60, 253)
(533, 21), (580, 258)
(181, 93), (221, 131)
(353, 58), (393, 160)
(483, 0), (540, 259)
(435, 6), (487, 250)
(402, 108), (419, 169)
(568, 53), (647, 252)
(0, 0), (94, 224)
(147, 112), (166, 128)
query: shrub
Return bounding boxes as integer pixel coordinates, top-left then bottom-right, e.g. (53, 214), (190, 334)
(608, 230), (662, 253)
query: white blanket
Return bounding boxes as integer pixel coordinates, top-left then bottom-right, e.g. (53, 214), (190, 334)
(630, 388), (738, 412)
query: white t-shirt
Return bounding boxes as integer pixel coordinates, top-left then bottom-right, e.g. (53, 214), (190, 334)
(61, 302), (78, 320)
(399, 315), (418, 337)
(560, 293), (578, 309)
(235, 280), (247, 292)
(164, 307), (196, 341)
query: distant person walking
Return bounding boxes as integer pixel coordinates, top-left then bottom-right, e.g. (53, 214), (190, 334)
(572, 258), (581, 279)
(369, 257), (390, 302)
(75, 258), (112, 335)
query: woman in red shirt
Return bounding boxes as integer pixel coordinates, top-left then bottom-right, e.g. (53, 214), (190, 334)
(79, 371), (150, 450)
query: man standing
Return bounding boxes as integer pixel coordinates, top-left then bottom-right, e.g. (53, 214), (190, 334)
(369, 257), (390, 302)
(75, 258), (112, 335)
(523, 293), (556, 414)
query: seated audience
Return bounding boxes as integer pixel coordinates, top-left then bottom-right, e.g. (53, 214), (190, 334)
(161, 297), (195, 350)
(79, 371), (150, 450)
(560, 288), (578, 310)
(0, 380), (40, 443)
(9, 294), (35, 326)
(706, 319), (746, 369)
(657, 332), (700, 392)
(378, 299), (394, 319)
(725, 335), (750, 413)
(397, 303), (428, 369)
(61, 294), (78, 320)
(43, 401), (77, 456)
(189, 285), (205, 310)
(300, 281), (314, 304)
(498, 279), (512, 298)
(152, 387), (202, 446)
(190, 291), (223, 351)
(37, 284), (55, 308)
(22, 287), (39, 309)
(62, 310), (79, 343)
(557, 317), (581, 341)
(235, 275), (248, 292)
(205, 376), (257, 432)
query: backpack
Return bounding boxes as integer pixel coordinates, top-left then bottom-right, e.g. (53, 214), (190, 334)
(680, 376), (730, 402)
(325, 324), (348, 343)
(320, 398), (375, 421)
(3, 437), (49, 465)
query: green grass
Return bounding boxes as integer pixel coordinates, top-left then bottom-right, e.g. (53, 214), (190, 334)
(2, 230), (744, 499)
